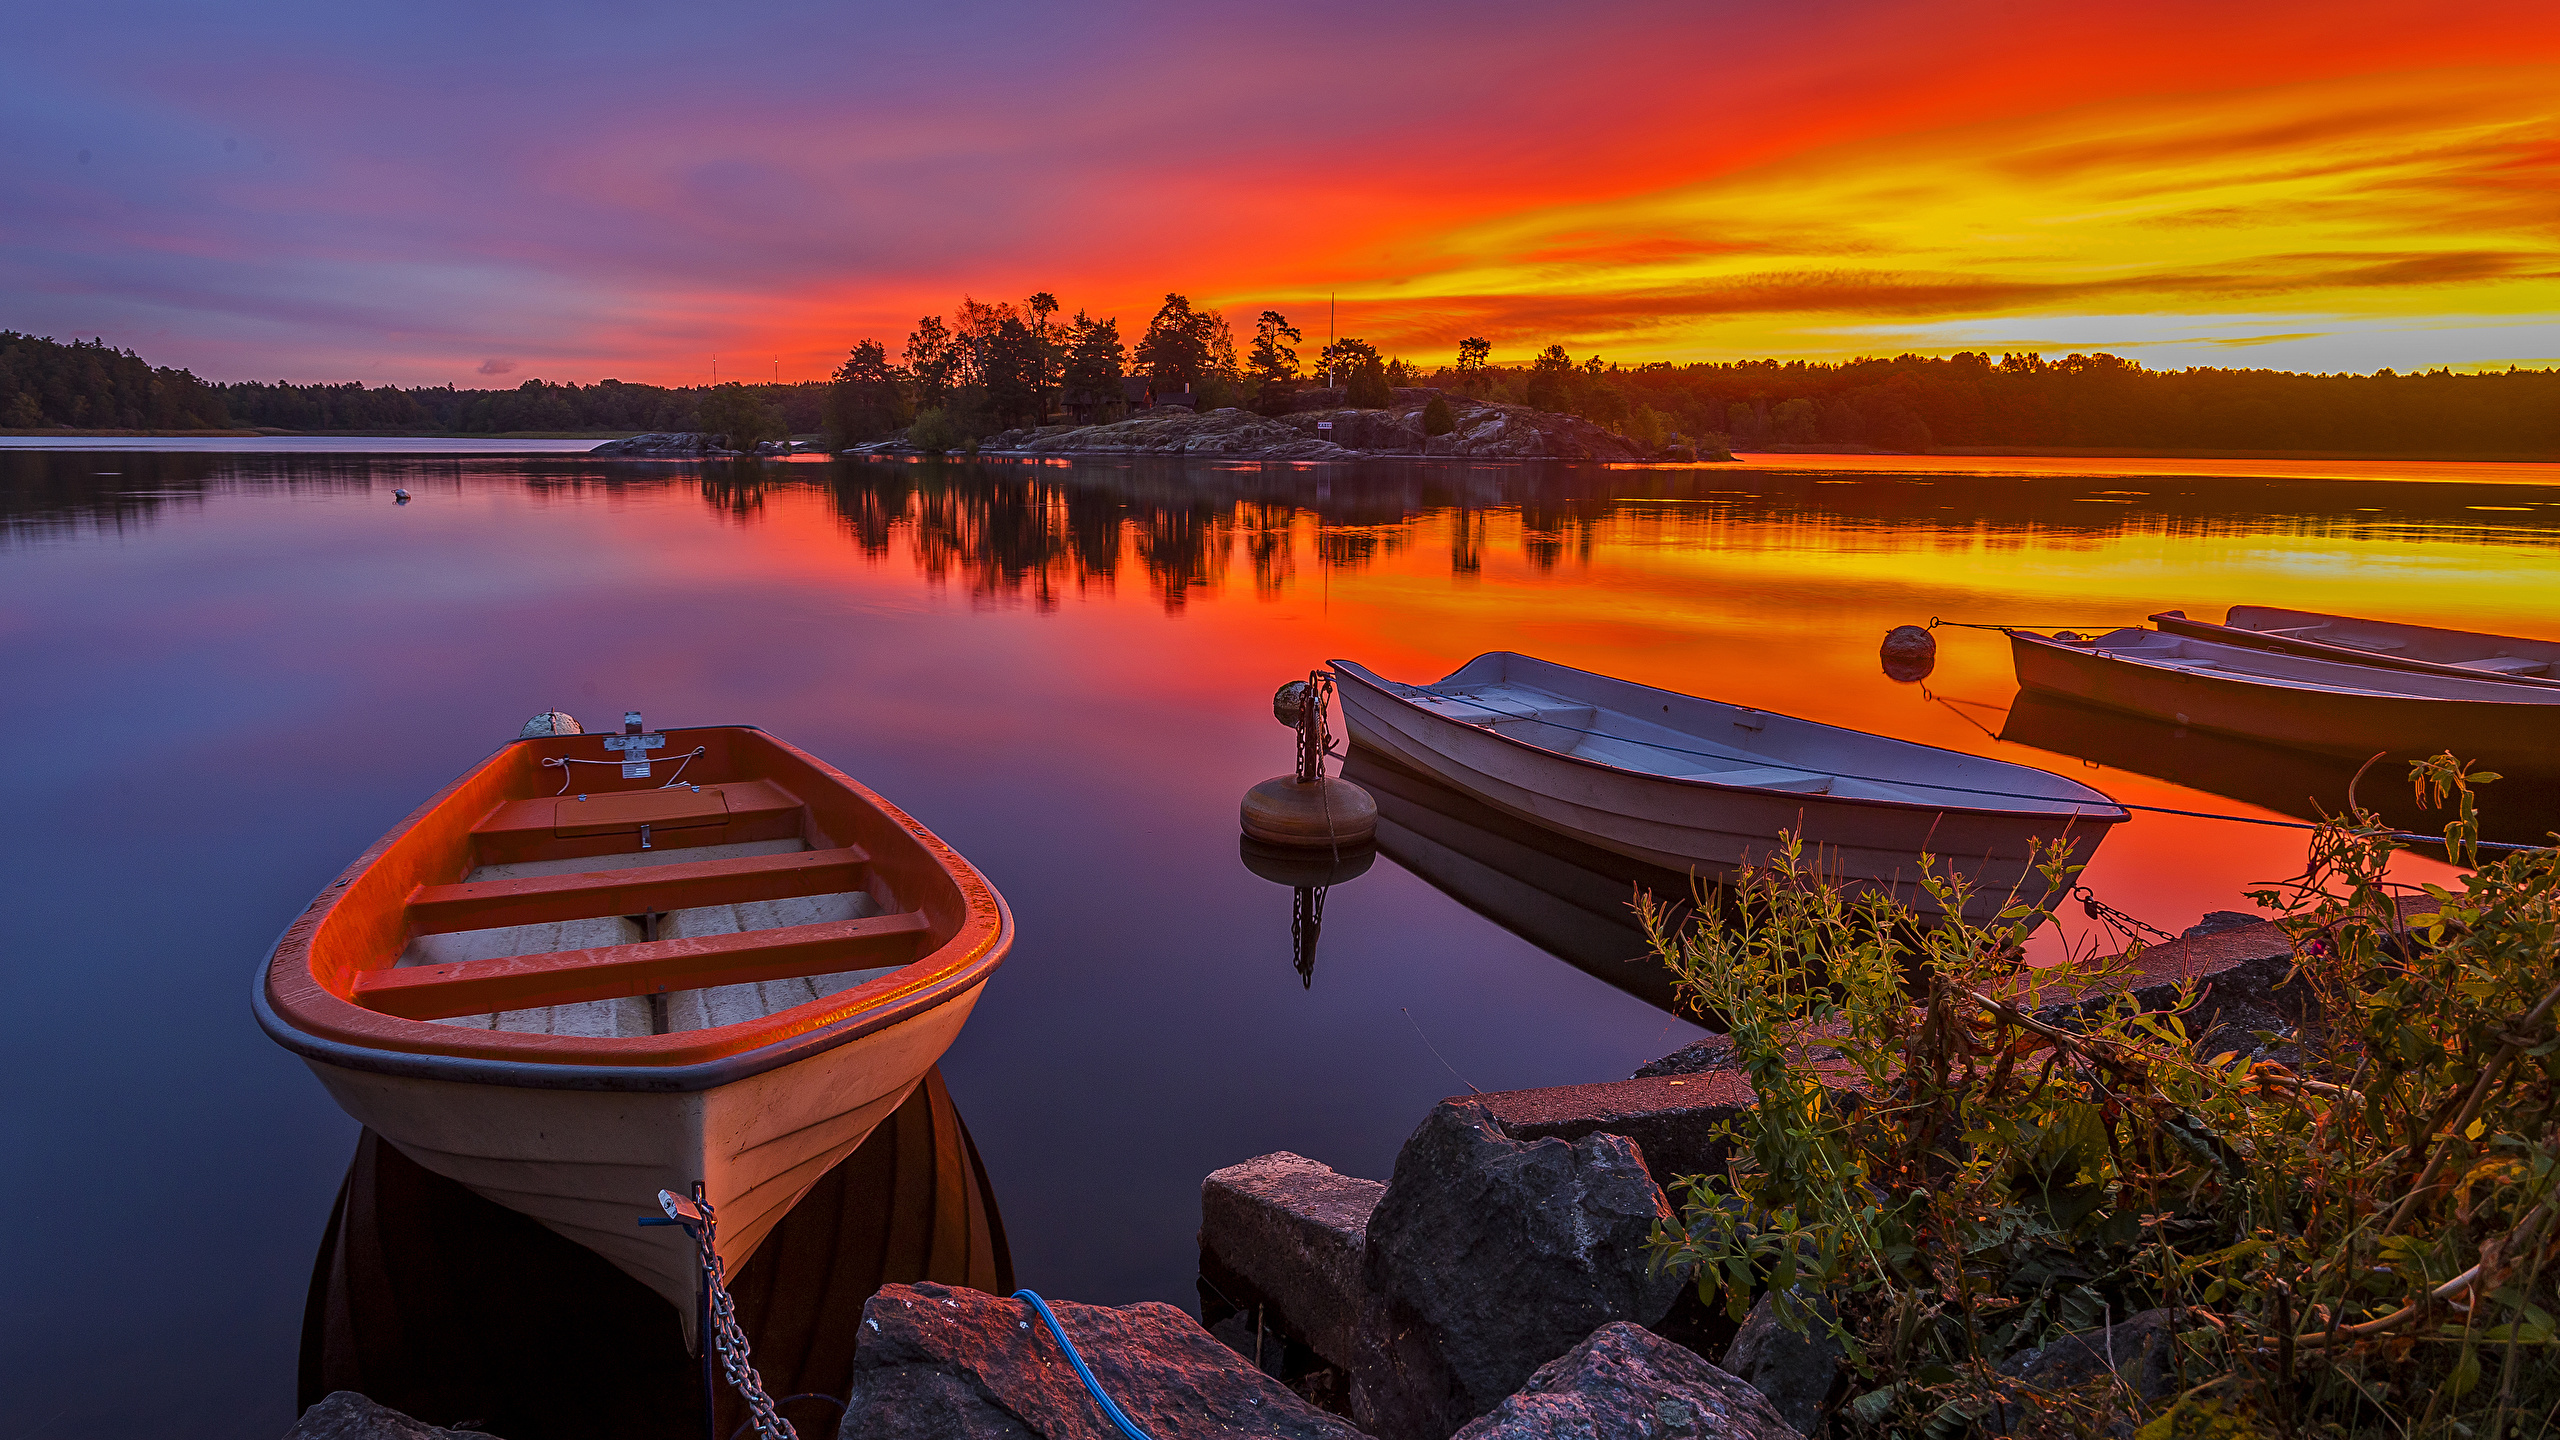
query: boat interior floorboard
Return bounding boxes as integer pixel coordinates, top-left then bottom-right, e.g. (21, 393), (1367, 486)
(414, 836), (902, 1036)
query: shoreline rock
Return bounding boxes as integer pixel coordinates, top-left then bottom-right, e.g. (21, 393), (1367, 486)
(854, 389), (1733, 462)
(588, 431), (744, 457)
(838, 1281), (1361, 1440)
(1452, 1323), (1805, 1440)
(1351, 1100), (1685, 1439)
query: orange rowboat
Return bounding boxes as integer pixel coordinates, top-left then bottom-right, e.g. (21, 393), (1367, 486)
(255, 718), (1011, 1335)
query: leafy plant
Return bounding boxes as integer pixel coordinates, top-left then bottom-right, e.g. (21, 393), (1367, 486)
(1423, 394), (1456, 437)
(1644, 759), (2559, 1438)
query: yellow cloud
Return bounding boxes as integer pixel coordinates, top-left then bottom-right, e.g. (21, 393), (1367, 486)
(1325, 67), (2560, 368)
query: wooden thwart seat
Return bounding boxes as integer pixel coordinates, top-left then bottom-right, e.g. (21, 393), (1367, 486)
(468, 778), (807, 866)
(354, 912), (933, 1020)
(404, 845), (872, 936)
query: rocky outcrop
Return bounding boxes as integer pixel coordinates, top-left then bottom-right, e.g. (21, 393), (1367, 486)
(1720, 1295), (1844, 1434)
(1452, 1323), (1805, 1440)
(838, 1281), (1363, 1440)
(588, 432), (742, 457)
(979, 409), (1352, 460)
(1199, 1152), (1382, 1368)
(1352, 1101), (1686, 1440)
(284, 1392), (490, 1439)
(971, 390), (1659, 461)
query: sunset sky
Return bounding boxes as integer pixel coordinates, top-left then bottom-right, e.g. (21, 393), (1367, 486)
(5, 0), (2555, 387)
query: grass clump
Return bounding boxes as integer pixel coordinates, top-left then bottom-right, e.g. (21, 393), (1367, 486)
(1644, 755), (2559, 1439)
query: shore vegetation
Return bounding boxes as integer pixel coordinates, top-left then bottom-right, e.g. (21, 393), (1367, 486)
(8, 322), (2556, 459)
(1645, 757), (2558, 1438)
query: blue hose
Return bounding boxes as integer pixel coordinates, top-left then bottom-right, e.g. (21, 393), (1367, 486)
(1012, 1289), (1160, 1440)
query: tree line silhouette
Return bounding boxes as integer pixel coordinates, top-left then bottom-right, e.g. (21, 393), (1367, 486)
(6, 322), (2555, 456)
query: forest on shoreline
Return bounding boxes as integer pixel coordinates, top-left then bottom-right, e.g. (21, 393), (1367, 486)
(5, 311), (2556, 459)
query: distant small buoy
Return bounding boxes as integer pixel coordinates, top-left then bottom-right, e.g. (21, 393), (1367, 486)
(519, 709), (583, 738)
(392, 488), (412, 504)
(1238, 835), (1377, 887)
(1880, 624), (1936, 683)
(1241, 775), (1378, 848)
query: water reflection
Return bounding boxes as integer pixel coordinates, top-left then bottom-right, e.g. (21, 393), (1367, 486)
(300, 1069), (1007, 1440)
(1997, 691), (2560, 849)
(1346, 753), (1701, 1015)
(1236, 838), (1378, 986)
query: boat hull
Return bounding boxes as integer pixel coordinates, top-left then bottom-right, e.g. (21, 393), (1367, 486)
(300, 981), (985, 1333)
(2010, 632), (2560, 770)
(1334, 660), (2119, 923)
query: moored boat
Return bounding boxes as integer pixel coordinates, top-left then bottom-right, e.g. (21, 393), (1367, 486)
(256, 716), (1011, 1332)
(2151, 606), (2560, 689)
(1330, 652), (2126, 923)
(2009, 628), (2560, 771)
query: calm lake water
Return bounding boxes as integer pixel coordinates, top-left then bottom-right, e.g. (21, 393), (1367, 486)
(5, 448), (2556, 1439)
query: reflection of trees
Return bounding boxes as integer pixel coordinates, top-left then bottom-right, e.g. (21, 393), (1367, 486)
(8, 454), (2555, 609)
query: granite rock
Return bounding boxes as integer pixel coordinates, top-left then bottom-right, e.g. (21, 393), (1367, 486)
(1451, 1322), (1804, 1440)
(838, 1281), (1362, 1440)
(1351, 1101), (1686, 1440)
(1720, 1293), (1844, 1433)
(1198, 1151), (1382, 1368)
(284, 1392), (490, 1440)
(588, 432), (741, 457)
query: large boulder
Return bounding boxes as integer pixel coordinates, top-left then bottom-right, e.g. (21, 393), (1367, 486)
(284, 1393), (489, 1439)
(1199, 1151), (1383, 1368)
(838, 1281), (1364, 1440)
(1452, 1323), (1803, 1440)
(1720, 1294), (1844, 1434)
(1351, 1101), (1686, 1440)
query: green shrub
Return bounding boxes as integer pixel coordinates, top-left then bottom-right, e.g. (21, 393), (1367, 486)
(1645, 757), (2559, 1438)
(1422, 394), (1455, 437)
(906, 407), (961, 453)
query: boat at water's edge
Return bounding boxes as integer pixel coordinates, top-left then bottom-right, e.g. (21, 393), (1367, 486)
(2009, 627), (2560, 771)
(2150, 606), (2560, 689)
(1332, 652), (2126, 923)
(256, 723), (1011, 1334)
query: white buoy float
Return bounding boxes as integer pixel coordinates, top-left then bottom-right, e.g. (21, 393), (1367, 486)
(1240, 672), (1377, 848)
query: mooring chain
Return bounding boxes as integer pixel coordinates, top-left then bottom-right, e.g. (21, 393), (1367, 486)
(2072, 884), (2179, 949)
(653, 1190), (797, 1440)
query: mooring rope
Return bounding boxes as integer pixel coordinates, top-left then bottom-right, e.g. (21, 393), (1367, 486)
(1929, 617), (2133, 634)
(542, 746), (708, 794)
(1013, 1290), (1161, 1440)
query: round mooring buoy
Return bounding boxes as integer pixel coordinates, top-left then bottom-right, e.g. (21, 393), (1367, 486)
(1240, 774), (1378, 848)
(1880, 624), (1937, 683)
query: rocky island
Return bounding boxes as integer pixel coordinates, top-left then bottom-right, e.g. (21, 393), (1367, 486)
(847, 389), (1733, 463)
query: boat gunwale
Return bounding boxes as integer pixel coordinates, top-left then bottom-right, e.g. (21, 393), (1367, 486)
(2148, 609), (2560, 690)
(2015, 629), (2560, 708)
(1328, 654), (2131, 825)
(254, 725), (1012, 1093)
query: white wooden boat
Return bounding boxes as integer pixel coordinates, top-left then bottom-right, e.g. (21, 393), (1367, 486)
(256, 720), (1011, 1338)
(1331, 653), (2126, 922)
(2151, 606), (2560, 689)
(2010, 628), (2560, 770)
